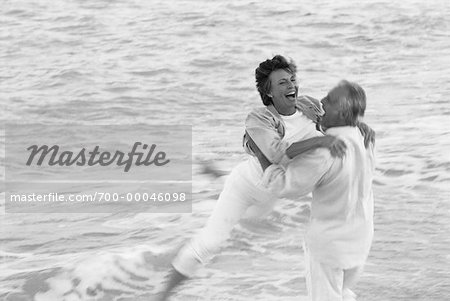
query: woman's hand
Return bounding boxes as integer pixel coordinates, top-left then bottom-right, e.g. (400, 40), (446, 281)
(357, 122), (375, 148)
(320, 136), (347, 158)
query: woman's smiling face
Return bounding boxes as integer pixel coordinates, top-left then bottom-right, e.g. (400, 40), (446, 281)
(268, 69), (298, 115)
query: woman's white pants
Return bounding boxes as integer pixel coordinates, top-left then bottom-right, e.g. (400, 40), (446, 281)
(172, 160), (276, 277)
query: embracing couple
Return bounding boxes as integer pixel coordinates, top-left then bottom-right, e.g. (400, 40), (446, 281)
(158, 55), (376, 301)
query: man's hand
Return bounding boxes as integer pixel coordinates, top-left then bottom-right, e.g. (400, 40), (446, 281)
(246, 131), (272, 171)
(321, 136), (347, 158)
(357, 122), (375, 148)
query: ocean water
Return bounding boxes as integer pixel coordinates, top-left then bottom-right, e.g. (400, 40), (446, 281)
(1, 0), (450, 300)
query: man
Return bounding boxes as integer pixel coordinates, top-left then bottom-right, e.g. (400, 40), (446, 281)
(251, 80), (375, 301)
(156, 56), (374, 300)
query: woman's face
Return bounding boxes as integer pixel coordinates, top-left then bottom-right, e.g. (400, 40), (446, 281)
(268, 69), (298, 115)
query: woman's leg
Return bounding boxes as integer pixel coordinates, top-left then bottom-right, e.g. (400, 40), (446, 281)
(158, 161), (276, 300)
(172, 161), (269, 276)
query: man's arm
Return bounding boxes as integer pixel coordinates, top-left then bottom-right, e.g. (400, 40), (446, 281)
(244, 103), (346, 164)
(286, 135), (347, 159)
(290, 95), (346, 158)
(247, 134), (333, 198)
(265, 151), (333, 199)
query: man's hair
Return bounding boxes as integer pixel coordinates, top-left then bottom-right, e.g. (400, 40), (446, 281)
(255, 55), (297, 106)
(335, 80), (367, 126)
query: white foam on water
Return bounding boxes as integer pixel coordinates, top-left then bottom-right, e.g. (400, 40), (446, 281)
(33, 245), (168, 301)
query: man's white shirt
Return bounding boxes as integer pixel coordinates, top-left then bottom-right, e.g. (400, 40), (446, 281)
(261, 126), (375, 269)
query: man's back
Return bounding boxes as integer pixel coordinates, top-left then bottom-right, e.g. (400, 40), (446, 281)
(260, 125), (375, 269)
(307, 126), (375, 269)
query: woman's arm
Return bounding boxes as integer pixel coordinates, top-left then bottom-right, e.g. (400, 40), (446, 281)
(245, 133), (272, 171)
(356, 121), (375, 148)
(244, 108), (290, 164)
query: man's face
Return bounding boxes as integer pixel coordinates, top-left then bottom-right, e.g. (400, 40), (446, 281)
(320, 86), (345, 129)
(268, 69), (298, 113)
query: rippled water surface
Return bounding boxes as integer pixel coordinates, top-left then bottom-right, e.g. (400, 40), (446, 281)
(1, 0), (450, 300)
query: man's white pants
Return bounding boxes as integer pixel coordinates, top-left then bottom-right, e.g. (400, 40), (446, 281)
(304, 242), (362, 301)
